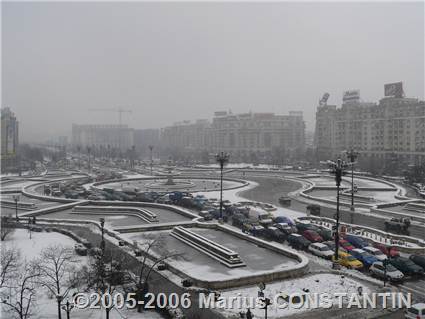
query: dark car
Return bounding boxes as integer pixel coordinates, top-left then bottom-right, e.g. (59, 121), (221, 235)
(274, 222), (297, 236)
(317, 227), (333, 241)
(409, 255), (425, 269)
(295, 221), (320, 233)
(232, 213), (248, 228)
(274, 216), (295, 226)
(287, 233), (311, 250)
(302, 230), (323, 243)
(389, 257), (424, 276)
(344, 234), (369, 249)
(263, 226), (286, 243)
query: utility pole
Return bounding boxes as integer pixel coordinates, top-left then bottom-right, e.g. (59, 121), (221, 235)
(215, 152), (230, 223)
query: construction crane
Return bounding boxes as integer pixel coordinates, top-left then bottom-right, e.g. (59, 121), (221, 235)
(89, 107), (132, 127)
(89, 107), (133, 152)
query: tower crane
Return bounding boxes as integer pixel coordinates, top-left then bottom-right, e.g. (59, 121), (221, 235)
(89, 107), (132, 127)
(88, 107), (133, 151)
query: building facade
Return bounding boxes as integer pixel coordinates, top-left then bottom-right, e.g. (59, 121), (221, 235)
(1, 107), (19, 172)
(315, 86), (425, 168)
(72, 124), (134, 151)
(160, 111), (306, 163)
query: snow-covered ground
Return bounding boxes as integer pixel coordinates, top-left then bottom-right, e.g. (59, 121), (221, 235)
(1, 229), (164, 319)
(219, 273), (373, 318)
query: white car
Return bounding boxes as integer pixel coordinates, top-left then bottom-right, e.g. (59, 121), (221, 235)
(308, 243), (334, 259)
(363, 246), (388, 261)
(405, 303), (425, 319)
(369, 261), (404, 282)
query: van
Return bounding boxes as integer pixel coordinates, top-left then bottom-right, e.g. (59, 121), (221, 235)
(247, 208), (273, 224)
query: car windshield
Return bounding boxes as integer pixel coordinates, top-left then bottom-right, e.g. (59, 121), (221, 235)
(320, 246), (330, 251)
(347, 256), (357, 261)
(386, 264), (397, 272)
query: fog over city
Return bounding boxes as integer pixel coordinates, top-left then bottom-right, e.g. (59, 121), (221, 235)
(3, 1), (424, 142)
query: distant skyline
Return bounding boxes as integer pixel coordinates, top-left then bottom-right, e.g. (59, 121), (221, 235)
(2, 2), (424, 142)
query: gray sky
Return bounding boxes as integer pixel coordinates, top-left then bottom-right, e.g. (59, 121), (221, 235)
(2, 1), (424, 142)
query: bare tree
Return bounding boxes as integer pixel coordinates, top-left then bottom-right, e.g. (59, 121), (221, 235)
(36, 245), (79, 319)
(134, 234), (183, 312)
(1, 215), (15, 241)
(1, 259), (40, 319)
(1, 247), (20, 289)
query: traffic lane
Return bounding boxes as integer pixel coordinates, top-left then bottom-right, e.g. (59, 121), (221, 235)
(236, 175), (425, 240)
(236, 175), (303, 206)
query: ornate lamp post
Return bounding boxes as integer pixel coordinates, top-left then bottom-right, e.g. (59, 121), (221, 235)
(100, 217), (105, 254)
(345, 149), (359, 212)
(12, 194), (20, 221)
(87, 146), (91, 173)
(324, 159), (350, 268)
(148, 145), (154, 176)
(215, 152), (230, 222)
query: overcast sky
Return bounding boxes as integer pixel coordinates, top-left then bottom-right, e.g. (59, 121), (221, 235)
(2, 1), (424, 142)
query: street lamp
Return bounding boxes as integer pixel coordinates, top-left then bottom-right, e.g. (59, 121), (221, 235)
(77, 145), (81, 170)
(148, 145), (154, 176)
(215, 151), (230, 222)
(323, 159), (350, 268)
(61, 299), (74, 319)
(345, 149), (359, 212)
(12, 194), (20, 222)
(100, 217), (105, 254)
(87, 146), (91, 173)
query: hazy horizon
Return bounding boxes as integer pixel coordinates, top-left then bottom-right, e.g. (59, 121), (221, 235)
(2, 1), (424, 143)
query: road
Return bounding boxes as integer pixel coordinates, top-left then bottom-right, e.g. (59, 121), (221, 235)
(234, 172), (425, 304)
(235, 173), (425, 240)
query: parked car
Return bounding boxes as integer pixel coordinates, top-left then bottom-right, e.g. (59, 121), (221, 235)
(199, 210), (213, 221)
(232, 213), (248, 228)
(332, 251), (363, 270)
(308, 243), (334, 259)
(373, 243), (400, 257)
(389, 257), (424, 276)
(339, 239), (355, 252)
(302, 230), (323, 243)
(409, 254), (425, 269)
(317, 227), (333, 241)
(74, 243), (87, 256)
(295, 221), (320, 233)
(350, 248), (379, 268)
(323, 241), (336, 251)
(363, 246), (388, 261)
(344, 234), (369, 248)
(274, 223), (297, 235)
(263, 226), (286, 243)
(274, 216), (295, 226)
(369, 261), (404, 282)
(287, 233), (311, 251)
(405, 303), (425, 319)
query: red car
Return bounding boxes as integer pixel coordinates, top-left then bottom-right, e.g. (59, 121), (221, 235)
(373, 243), (400, 257)
(302, 230), (323, 243)
(339, 239), (355, 252)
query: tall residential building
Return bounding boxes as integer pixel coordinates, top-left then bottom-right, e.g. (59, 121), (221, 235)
(1, 107), (19, 172)
(315, 83), (425, 167)
(161, 119), (210, 151)
(72, 124), (134, 151)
